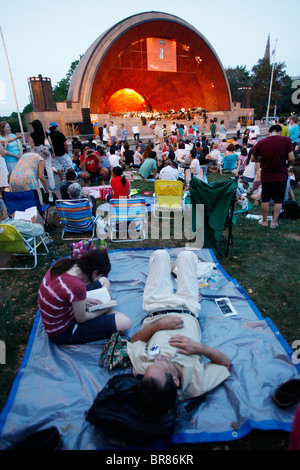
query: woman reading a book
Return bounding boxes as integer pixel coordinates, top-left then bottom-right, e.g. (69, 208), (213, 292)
(38, 250), (131, 345)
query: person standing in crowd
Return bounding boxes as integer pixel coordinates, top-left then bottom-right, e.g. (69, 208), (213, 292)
(278, 116), (289, 137)
(132, 124), (140, 142)
(120, 124), (127, 144)
(251, 124), (294, 228)
(219, 120), (227, 140)
(9, 146), (50, 205)
(47, 122), (73, 181)
(288, 116), (299, 149)
(102, 124), (109, 146)
(109, 121), (118, 146)
(29, 120), (48, 147)
(148, 120), (163, 161)
(210, 119), (216, 139)
(235, 120), (241, 140)
(0, 121), (23, 175)
(0, 141), (9, 194)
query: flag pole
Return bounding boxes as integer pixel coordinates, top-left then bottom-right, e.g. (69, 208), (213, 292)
(0, 25), (25, 140)
(265, 38), (278, 128)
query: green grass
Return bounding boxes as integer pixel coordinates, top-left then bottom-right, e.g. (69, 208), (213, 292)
(0, 173), (299, 450)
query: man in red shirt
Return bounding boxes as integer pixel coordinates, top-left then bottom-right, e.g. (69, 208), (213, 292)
(80, 145), (103, 179)
(251, 125), (294, 228)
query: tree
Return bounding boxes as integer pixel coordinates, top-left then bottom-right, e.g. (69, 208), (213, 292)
(225, 66), (251, 102)
(277, 76), (300, 116)
(250, 58), (288, 119)
(53, 58), (81, 102)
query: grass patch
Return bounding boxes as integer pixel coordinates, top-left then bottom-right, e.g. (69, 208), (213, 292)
(0, 173), (299, 450)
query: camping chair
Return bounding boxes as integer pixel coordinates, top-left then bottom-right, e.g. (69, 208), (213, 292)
(3, 190), (50, 224)
(189, 177), (238, 257)
(55, 199), (96, 240)
(0, 224), (49, 270)
(153, 180), (184, 217)
(108, 197), (147, 242)
(220, 154), (238, 174)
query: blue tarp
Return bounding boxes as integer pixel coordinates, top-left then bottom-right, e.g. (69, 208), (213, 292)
(0, 247), (299, 450)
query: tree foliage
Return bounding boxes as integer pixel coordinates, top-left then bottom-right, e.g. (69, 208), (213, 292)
(226, 59), (297, 119)
(225, 66), (251, 102)
(53, 58), (81, 102)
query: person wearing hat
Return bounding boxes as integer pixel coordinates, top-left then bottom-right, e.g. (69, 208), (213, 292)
(47, 122), (73, 181)
(148, 120), (163, 160)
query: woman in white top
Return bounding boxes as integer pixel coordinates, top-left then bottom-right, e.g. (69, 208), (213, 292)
(241, 151), (256, 188)
(176, 142), (189, 165)
(219, 120), (227, 140)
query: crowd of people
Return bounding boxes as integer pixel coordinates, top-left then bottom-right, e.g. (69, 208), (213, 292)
(0, 113), (299, 436)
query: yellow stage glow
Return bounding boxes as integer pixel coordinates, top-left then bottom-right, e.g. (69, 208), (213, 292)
(106, 88), (150, 113)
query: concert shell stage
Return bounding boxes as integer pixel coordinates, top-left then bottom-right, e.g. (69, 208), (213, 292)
(67, 11), (232, 114)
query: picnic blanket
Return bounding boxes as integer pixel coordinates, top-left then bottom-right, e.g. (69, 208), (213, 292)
(0, 247), (299, 450)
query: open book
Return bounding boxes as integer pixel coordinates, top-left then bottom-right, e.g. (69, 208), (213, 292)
(14, 206), (37, 221)
(86, 287), (117, 312)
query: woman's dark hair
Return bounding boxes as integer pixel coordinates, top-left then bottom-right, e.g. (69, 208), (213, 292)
(50, 250), (111, 282)
(138, 373), (177, 416)
(245, 148), (253, 166)
(112, 165), (126, 186)
(32, 120), (44, 132)
(226, 143), (235, 152)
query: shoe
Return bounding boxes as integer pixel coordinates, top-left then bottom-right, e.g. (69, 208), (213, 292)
(258, 218), (268, 227)
(270, 222), (278, 228)
(273, 378), (300, 409)
(13, 426), (62, 450)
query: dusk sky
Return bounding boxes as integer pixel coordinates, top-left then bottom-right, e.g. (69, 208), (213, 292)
(0, 0), (298, 116)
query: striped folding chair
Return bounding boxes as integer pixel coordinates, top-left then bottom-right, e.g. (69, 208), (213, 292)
(55, 199), (96, 240)
(108, 197), (147, 242)
(0, 224), (49, 270)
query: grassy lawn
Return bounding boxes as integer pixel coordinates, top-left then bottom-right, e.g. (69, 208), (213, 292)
(0, 172), (299, 450)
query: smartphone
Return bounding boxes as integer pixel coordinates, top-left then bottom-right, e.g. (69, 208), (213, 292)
(215, 297), (237, 316)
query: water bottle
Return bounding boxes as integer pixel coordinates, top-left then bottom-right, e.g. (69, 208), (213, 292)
(242, 198), (248, 211)
(210, 267), (219, 290)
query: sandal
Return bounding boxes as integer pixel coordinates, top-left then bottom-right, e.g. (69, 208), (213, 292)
(270, 222), (278, 228)
(258, 218), (268, 227)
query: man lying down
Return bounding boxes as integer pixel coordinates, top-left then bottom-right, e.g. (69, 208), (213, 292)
(126, 249), (231, 415)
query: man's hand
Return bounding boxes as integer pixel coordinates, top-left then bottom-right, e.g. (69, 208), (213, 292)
(157, 315), (184, 331)
(169, 335), (200, 355)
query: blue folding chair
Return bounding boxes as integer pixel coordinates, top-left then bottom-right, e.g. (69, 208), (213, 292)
(3, 190), (50, 224)
(221, 154), (238, 174)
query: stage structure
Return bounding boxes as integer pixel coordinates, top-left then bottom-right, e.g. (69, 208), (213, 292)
(68, 11), (232, 114)
(25, 12), (254, 137)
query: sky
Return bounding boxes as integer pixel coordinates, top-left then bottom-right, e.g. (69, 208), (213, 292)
(0, 0), (299, 116)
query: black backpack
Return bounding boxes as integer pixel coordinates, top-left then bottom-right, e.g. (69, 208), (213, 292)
(279, 200), (300, 219)
(86, 373), (177, 445)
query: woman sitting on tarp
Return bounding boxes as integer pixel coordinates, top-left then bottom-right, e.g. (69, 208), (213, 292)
(38, 250), (131, 345)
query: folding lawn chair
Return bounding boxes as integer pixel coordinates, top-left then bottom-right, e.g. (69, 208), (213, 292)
(189, 177), (238, 257)
(3, 190), (50, 225)
(153, 180), (184, 217)
(55, 199), (96, 240)
(220, 154), (238, 174)
(108, 197), (147, 242)
(0, 224), (49, 270)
